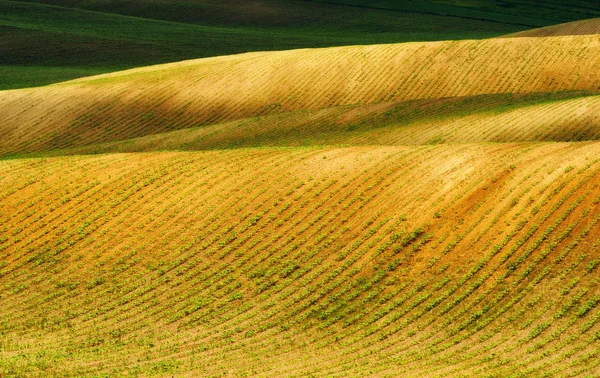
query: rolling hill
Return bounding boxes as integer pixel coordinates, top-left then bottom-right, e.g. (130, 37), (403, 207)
(4, 0), (600, 90)
(40, 92), (597, 155)
(1, 34), (599, 157)
(0, 0), (529, 90)
(2, 143), (600, 376)
(2, 3), (600, 377)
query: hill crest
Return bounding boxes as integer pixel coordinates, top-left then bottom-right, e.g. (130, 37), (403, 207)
(505, 18), (600, 38)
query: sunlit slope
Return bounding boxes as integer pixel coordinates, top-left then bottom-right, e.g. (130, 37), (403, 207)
(40, 92), (600, 155)
(507, 18), (600, 38)
(2, 144), (600, 376)
(1, 35), (600, 156)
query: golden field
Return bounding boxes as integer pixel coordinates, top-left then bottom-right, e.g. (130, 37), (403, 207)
(2, 144), (600, 376)
(2, 18), (600, 377)
(1, 35), (599, 156)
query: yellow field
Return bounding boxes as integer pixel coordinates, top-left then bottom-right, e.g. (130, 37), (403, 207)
(1, 143), (600, 376)
(2, 20), (600, 377)
(1, 35), (600, 156)
(35, 93), (599, 155)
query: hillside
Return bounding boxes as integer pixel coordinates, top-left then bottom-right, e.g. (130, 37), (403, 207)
(3, 2), (600, 376)
(1, 35), (600, 157)
(5, 1), (600, 90)
(0, 0), (528, 90)
(2, 143), (600, 376)
(36, 92), (596, 155)
(507, 18), (600, 38)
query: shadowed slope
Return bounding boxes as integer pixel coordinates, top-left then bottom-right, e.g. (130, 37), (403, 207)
(12, 0), (532, 34)
(311, 0), (600, 27)
(32, 92), (600, 155)
(1, 35), (600, 156)
(506, 18), (600, 38)
(1, 144), (600, 376)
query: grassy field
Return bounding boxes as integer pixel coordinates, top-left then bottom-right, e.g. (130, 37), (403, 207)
(315, 0), (600, 26)
(19, 0), (600, 28)
(3, 4), (600, 377)
(4, 0), (586, 90)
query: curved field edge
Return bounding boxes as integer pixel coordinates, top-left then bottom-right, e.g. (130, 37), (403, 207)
(1, 144), (600, 376)
(1, 35), (600, 156)
(13, 91), (599, 157)
(504, 18), (600, 38)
